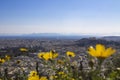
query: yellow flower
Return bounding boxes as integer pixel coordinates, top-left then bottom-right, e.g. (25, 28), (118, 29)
(51, 53), (58, 59)
(39, 76), (48, 80)
(0, 58), (5, 64)
(66, 51), (75, 57)
(28, 76), (39, 80)
(20, 48), (28, 52)
(49, 50), (59, 58)
(29, 71), (38, 76)
(28, 71), (48, 80)
(38, 51), (58, 61)
(88, 44), (116, 59)
(28, 71), (39, 80)
(5, 55), (10, 61)
(42, 52), (51, 60)
(38, 52), (45, 59)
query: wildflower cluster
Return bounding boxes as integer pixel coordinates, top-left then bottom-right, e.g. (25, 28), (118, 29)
(38, 50), (58, 61)
(0, 55), (10, 64)
(28, 71), (47, 80)
(0, 44), (120, 80)
(20, 48), (28, 52)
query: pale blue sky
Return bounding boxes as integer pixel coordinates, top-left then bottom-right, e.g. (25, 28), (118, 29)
(0, 0), (120, 35)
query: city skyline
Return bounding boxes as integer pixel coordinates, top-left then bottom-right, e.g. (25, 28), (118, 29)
(0, 0), (120, 35)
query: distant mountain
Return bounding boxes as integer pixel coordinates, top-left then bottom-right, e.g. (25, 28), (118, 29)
(102, 36), (120, 41)
(0, 33), (95, 39)
(76, 38), (120, 48)
(23, 33), (63, 37)
(1, 33), (120, 41)
(22, 33), (98, 39)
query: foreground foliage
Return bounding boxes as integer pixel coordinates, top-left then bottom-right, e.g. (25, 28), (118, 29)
(0, 44), (120, 80)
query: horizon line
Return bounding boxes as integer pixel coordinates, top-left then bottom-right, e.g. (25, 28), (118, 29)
(0, 32), (120, 36)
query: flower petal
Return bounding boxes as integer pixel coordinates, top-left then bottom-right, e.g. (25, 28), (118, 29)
(103, 47), (116, 58)
(96, 44), (105, 57)
(87, 46), (96, 57)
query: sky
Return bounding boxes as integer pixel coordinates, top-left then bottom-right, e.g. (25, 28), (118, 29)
(0, 0), (120, 35)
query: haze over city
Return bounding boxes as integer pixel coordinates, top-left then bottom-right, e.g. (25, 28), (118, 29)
(0, 0), (120, 36)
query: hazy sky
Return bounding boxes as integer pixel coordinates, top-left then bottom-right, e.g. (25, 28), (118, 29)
(0, 0), (120, 35)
